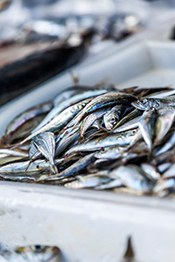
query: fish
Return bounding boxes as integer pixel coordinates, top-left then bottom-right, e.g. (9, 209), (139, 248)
(0, 244), (59, 262)
(18, 97), (93, 145)
(80, 109), (106, 137)
(65, 174), (110, 189)
(34, 89), (108, 132)
(0, 159), (62, 175)
(44, 153), (96, 181)
(154, 109), (175, 145)
(74, 92), (137, 127)
(103, 104), (125, 130)
(132, 96), (175, 111)
(139, 108), (159, 150)
(5, 101), (53, 137)
(110, 165), (152, 192)
(65, 129), (138, 155)
(140, 163), (160, 181)
(156, 132), (175, 156)
(113, 109), (141, 131)
(32, 132), (57, 173)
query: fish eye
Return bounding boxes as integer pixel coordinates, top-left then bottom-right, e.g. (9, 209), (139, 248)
(142, 99), (147, 104)
(31, 245), (46, 253)
(155, 101), (160, 107)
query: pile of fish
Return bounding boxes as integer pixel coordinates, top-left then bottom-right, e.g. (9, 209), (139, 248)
(1, 84), (175, 197)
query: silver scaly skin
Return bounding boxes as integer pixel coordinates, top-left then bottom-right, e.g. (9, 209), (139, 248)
(1, 85), (175, 197)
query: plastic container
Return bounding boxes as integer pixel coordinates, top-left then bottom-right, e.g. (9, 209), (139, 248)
(1, 40), (175, 262)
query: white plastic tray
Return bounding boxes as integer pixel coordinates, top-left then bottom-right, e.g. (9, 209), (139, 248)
(1, 182), (175, 262)
(1, 41), (175, 262)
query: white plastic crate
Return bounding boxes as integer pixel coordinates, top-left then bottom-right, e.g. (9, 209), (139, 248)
(1, 41), (175, 262)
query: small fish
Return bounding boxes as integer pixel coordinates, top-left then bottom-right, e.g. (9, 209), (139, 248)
(0, 149), (28, 158)
(153, 178), (175, 194)
(113, 109), (141, 131)
(5, 101), (53, 137)
(0, 159), (62, 174)
(113, 116), (139, 133)
(157, 163), (171, 174)
(55, 127), (80, 156)
(53, 83), (115, 106)
(74, 92), (136, 127)
(103, 104), (125, 130)
(95, 178), (123, 190)
(0, 148), (28, 165)
(0, 244), (59, 262)
(94, 146), (127, 160)
(65, 174), (110, 189)
(156, 132), (175, 156)
(44, 153), (96, 181)
(34, 89), (108, 132)
(80, 109), (106, 137)
(139, 108), (159, 150)
(132, 96), (175, 111)
(110, 165), (152, 192)
(18, 97), (92, 145)
(33, 132), (57, 173)
(140, 163), (160, 181)
(154, 109), (175, 145)
(65, 129), (138, 155)
(162, 163), (175, 179)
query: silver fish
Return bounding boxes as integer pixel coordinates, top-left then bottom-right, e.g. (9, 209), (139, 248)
(103, 104), (125, 130)
(44, 153), (96, 181)
(157, 163), (171, 174)
(153, 178), (175, 194)
(113, 116), (139, 133)
(18, 97), (92, 145)
(162, 164), (175, 179)
(0, 149), (28, 158)
(0, 244), (59, 262)
(110, 165), (151, 192)
(65, 129), (138, 155)
(156, 132), (175, 156)
(139, 108), (159, 150)
(5, 101), (53, 136)
(33, 132), (57, 173)
(113, 109), (141, 131)
(140, 163), (160, 181)
(94, 146), (127, 160)
(55, 127), (80, 156)
(0, 149), (28, 165)
(34, 89), (108, 132)
(0, 159), (62, 174)
(74, 92), (136, 127)
(132, 96), (175, 111)
(80, 109), (106, 137)
(95, 178), (123, 190)
(154, 109), (175, 145)
(65, 174), (110, 189)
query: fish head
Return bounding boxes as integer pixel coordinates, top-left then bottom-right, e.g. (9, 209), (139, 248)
(132, 98), (159, 111)
(131, 98), (150, 110)
(15, 245), (59, 261)
(104, 112), (119, 130)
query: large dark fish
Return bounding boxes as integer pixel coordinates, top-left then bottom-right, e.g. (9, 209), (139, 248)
(0, 43), (85, 105)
